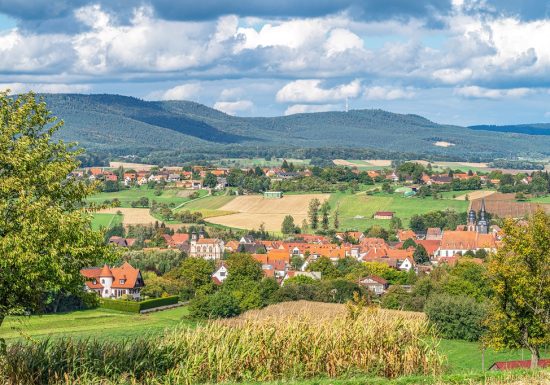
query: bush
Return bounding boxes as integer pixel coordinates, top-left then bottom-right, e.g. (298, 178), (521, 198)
(424, 294), (487, 341)
(99, 295), (179, 313)
(189, 291), (241, 319)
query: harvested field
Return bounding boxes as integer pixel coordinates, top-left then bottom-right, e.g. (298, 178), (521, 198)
(470, 193), (550, 218)
(109, 161), (156, 170)
(97, 207), (156, 225)
(333, 159), (391, 167)
(205, 193), (329, 231)
(454, 190), (496, 201)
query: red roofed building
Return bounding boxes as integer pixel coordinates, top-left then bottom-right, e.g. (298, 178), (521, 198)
(374, 211), (395, 219)
(80, 262), (144, 299)
(489, 359), (550, 371)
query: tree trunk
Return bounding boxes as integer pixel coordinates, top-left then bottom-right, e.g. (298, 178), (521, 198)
(0, 314), (4, 328)
(529, 346), (540, 369)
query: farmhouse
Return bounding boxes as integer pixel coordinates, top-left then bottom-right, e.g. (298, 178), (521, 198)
(358, 275), (389, 295)
(212, 262), (228, 285)
(374, 211), (395, 220)
(264, 191), (283, 199)
(80, 262), (144, 300)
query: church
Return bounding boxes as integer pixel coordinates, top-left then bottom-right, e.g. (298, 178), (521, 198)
(467, 199), (489, 234)
(437, 199), (497, 258)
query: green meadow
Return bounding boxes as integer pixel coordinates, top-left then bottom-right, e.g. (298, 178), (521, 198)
(330, 191), (469, 231)
(0, 307), (192, 342)
(90, 213), (123, 230)
(86, 186), (208, 208)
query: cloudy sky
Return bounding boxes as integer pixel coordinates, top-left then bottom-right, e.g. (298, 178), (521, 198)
(1, 0), (550, 125)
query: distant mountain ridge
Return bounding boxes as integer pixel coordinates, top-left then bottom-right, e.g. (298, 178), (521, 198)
(40, 93), (550, 159)
(469, 124), (550, 136)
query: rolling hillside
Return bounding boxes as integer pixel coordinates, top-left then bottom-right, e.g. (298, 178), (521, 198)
(40, 94), (550, 159)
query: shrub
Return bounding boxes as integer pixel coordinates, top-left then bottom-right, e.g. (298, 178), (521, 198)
(99, 296), (179, 313)
(424, 294), (487, 341)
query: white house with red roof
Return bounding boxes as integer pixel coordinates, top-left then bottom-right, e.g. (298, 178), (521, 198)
(80, 262), (144, 300)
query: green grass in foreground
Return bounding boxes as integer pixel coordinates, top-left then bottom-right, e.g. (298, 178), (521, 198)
(0, 307), (193, 342)
(330, 192), (469, 231)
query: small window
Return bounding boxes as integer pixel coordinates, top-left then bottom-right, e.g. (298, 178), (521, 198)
(92, 279), (97, 284)
(101, 279), (105, 284)
(119, 279), (125, 284)
(219, 272), (226, 277)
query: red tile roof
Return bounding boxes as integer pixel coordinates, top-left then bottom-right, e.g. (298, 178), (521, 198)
(490, 359), (550, 371)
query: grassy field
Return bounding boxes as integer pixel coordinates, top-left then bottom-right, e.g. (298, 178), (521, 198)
(86, 186), (208, 208)
(90, 213), (123, 230)
(183, 194), (236, 210)
(216, 158), (310, 168)
(330, 191), (469, 230)
(528, 194), (550, 203)
(0, 307), (192, 342)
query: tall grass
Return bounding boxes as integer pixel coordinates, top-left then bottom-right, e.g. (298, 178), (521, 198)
(0, 302), (443, 385)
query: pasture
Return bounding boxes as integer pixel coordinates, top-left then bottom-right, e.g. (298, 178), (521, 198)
(86, 186), (207, 208)
(333, 159), (392, 170)
(205, 193), (330, 231)
(330, 192), (469, 230)
(0, 307), (191, 342)
(216, 157), (311, 168)
(90, 213), (123, 230)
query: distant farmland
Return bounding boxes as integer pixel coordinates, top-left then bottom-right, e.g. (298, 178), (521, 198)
(470, 193), (550, 218)
(205, 194), (330, 232)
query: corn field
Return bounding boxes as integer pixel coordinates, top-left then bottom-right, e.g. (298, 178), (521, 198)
(0, 302), (443, 385)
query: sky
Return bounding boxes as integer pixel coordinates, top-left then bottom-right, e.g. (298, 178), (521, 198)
(1, 0), (550, 125)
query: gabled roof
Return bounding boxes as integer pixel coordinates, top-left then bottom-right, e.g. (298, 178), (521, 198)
(80, 262), (143, 290)
(360, 275), (388, 285)
(489, 359), (550, 371)
(440, 231), (496, 250)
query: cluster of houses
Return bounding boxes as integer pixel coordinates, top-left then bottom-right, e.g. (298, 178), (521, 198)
(96, 200), (500, 299)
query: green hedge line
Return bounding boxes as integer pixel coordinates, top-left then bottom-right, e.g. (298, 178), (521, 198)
(100, 296), (179, 313)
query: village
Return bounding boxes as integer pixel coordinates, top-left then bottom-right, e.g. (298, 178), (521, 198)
(73, 157), (546, 303)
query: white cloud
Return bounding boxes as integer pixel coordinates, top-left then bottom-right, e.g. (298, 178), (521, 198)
(454, 86), (532, 99)
(276, 79), (362, 103)
(235, 18), (327, 52)
(0, 83), (91, 94)
(363, 86), (416, 100)
(284, 104), (340, 115)
(147, 83), (201, 100)
(213, 100), (253, 115)
(324, 28), (364, 57)
(432, 68), (473, 84)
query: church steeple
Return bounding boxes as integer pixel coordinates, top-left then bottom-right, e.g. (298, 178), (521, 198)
(477, 198), (488, 234)
(467, 207), (477, 232)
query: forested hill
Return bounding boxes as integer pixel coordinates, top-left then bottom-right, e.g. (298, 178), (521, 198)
(41, 94), (550, 160)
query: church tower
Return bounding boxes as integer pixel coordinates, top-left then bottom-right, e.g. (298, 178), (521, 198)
(467, 207), (477, 232)
(476, 198), (489, 234)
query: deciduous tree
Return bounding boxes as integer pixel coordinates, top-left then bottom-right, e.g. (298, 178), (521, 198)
(0, 92), (115, 330)
(485, 210), (550, 368)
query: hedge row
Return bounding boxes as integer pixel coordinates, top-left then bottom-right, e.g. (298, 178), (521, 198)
(100, 296), (179, 313)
